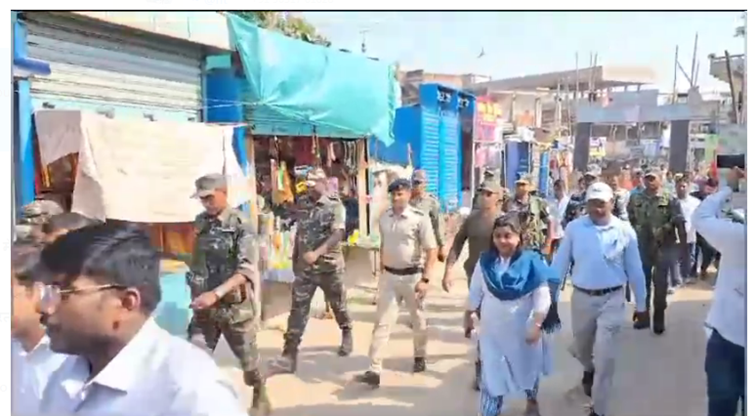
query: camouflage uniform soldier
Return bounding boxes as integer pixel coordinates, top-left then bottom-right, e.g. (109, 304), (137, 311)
(186, 173), (269, 414)
(270, 168), (353, 374)
(562, 165), (601, 228)
(508, 174), (551, 251)
(627, 167), (687, 335)
(410, 170), (446, 261)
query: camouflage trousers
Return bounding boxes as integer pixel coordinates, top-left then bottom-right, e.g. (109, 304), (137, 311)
(188, 299), (260, 374)
(283, 271), (352, 355)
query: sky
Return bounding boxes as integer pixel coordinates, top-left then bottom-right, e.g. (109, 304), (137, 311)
(302, 11), (745, 92)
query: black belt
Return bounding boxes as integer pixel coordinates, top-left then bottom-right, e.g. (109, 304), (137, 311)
(384, 266), (423, 276)
(573, 285), (623, 297)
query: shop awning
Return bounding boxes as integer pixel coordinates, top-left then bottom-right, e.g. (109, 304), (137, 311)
(13, 57), (51, 78)
(227, 14), (398, 146)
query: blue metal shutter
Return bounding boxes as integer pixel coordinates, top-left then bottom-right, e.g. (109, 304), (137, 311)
(438, 110), (460, 212)
(24, 12), (202, 122)
(418, 108), (441, 196)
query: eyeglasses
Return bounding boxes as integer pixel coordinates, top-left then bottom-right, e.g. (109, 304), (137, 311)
(40, 284), (126, 313)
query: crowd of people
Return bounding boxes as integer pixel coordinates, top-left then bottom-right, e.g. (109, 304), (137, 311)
(10, 162), (745, 416)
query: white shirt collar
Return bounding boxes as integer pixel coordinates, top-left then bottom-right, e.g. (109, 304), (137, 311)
(60, 318), (162, 397)
(12, 333), (54, 358)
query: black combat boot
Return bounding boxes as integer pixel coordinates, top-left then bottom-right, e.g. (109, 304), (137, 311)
(268, 345), (298, 375)
(472, 360), (481, 391)
(338, 327), (353, 357)
(413, 357), (426, 373)
(581, 370), (595, 398)
(355, 371), (381, 388)
(245, 370), (271, 415)
(653, 309), (666, 335)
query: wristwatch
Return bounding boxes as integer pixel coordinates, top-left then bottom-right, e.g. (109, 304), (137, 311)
(420, 277), (430, 284)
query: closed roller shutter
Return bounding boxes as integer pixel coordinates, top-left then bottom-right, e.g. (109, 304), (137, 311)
(23, 12), (203, 122)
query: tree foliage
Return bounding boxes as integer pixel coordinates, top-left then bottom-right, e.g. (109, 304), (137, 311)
(231, 11), (331, 47)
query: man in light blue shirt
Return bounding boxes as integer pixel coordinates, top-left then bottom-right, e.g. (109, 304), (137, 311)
(552, 182), (648, 416)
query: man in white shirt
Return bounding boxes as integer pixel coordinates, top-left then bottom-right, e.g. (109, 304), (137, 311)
(547, 178), (570, 258)
(37, 223), (248, 416)
(11, 242), (71, 416)
(670, 175), (700, 290)
(691, 167), (746, 416)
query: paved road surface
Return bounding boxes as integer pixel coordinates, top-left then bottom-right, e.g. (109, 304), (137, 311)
(210, 260), (714, 416)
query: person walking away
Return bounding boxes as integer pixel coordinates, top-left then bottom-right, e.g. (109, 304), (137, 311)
(355, 178), (438, 387)
(692, 167), (746, 416)
(627, 168), (687, 334)
(547, 179), (570, 259)
(442, 178), (503, 391)
(11, 243), (72, 416)
(551, 182), (648, 416)
(690, 177), (721, 280)
(464, 214), (561, 416)
(670, 175), (700, 289)
(185, 173), (270, 414)
(37, 224), (248, 416)
(270, 168), (353, 373)
(410, 169), (447, 262)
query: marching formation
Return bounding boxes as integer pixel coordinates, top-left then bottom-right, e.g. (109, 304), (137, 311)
(10, 165), (745, 416)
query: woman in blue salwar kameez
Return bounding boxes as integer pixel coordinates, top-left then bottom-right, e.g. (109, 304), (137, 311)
(464, 214), (562, 416)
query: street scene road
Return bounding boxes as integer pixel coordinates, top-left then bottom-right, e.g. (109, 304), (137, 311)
(213, 261), (714, 416)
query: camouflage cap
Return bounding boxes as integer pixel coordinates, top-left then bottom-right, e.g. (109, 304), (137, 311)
(305, 168), (327, 187)
(515, 173), (532, 184)
(583, 164), (602, 178)
(643, 167), (663, 179)
(478, 179), (502, 194)
(20, 200), (64, 225)
(411, 169), (428, 184)
(192, 173), (227, 198)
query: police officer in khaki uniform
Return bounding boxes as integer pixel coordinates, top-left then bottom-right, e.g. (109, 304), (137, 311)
(186, 173), (269, 414)
(355, 178), (438, 388)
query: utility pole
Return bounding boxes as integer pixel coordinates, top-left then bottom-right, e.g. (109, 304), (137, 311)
(672, 45), (679, 103)
(690, 32), (699, 89)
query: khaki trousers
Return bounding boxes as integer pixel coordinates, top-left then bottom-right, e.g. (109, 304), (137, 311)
(368, 271), (428, 373)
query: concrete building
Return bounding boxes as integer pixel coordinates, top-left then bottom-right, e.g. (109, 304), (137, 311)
(708, 53), (745, 124)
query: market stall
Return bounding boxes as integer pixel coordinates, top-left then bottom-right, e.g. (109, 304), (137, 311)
(225, 14), (399, 321)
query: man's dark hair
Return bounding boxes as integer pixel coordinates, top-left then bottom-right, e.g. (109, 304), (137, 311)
(553, 179), (564, 189)
(41, 223), (161, 314)
(42, 212), (99, 235)
(12, 242), (47, 286)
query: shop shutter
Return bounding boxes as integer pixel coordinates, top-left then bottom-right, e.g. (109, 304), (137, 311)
(23, 12), (202, 122)
(418, 108), (441, 196)
(438, 110), (460, 212)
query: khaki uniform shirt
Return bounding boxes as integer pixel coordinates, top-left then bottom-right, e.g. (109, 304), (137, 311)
(379, 206), (437, 269)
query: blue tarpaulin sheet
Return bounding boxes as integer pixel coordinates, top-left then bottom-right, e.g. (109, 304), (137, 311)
(227, 14), (397, 145)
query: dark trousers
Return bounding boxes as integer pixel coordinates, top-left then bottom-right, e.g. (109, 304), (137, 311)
(639, 245), (676, 314)
(695, 235), (721, 277)
(706, 329), (745, 416)
(283, 272), (352, 354)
